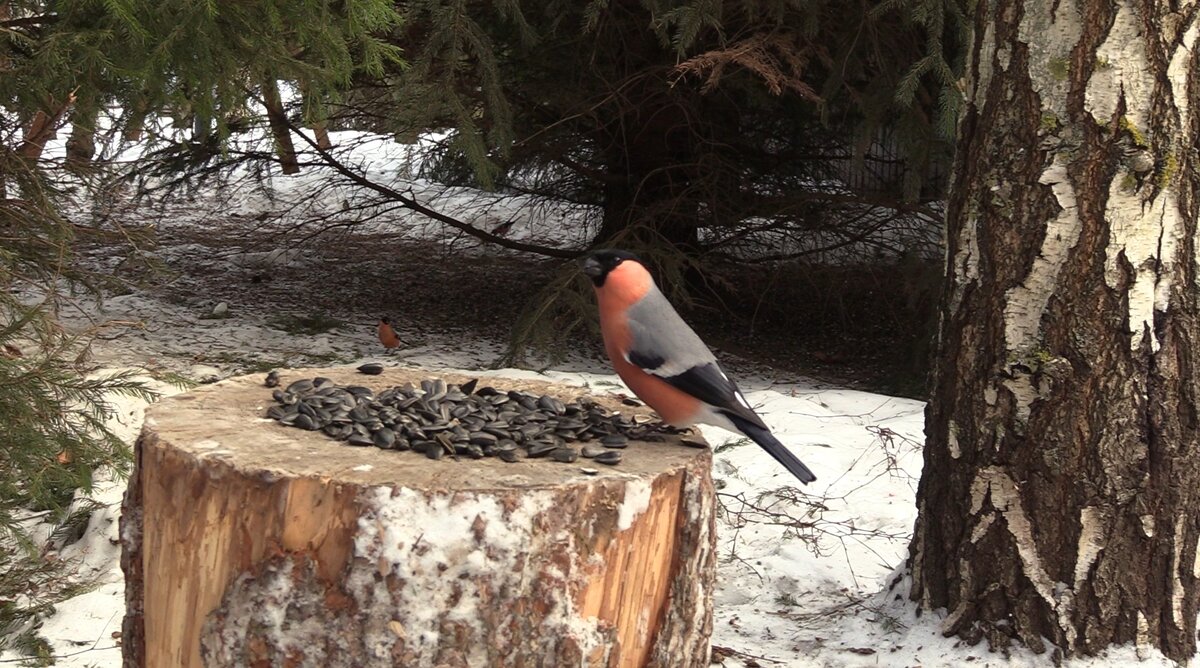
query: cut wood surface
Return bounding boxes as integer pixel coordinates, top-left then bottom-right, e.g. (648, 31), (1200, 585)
(121, 367), (716, 668)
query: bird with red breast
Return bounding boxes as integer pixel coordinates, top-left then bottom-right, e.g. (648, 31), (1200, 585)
(377, 317), (404, 353)
(580, 249), (816, 484)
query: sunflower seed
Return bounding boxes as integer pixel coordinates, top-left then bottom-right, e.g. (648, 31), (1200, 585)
(601, 434), (628, 449)
(373, 428), (397, 449)
(266, 375), (683, 469)
(594, 450), (622, 465)
(468, 432), (497, 446)
(551, 447), (578, 463)
(410, 440), (434, 453)
(286, 379), (315, 394)
(526, 441), (557, 458)
(680, 435), (707, 448)
(538, 395), (566, 415)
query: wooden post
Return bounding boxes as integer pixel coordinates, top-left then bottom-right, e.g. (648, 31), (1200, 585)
(121, 368), (715, 667)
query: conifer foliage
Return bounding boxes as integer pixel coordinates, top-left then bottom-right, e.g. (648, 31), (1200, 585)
(0, 151), (157, 660)
(0, 0), (402, 658)
(392, 0), (968, 253)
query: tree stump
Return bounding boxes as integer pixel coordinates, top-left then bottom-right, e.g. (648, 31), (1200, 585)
(121, 368), (716, 668)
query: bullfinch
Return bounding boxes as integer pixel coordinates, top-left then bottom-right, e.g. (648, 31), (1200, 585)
(580, 249), (816, 484)
(377, 317), (404, 352)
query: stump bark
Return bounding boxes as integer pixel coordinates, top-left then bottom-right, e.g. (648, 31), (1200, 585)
(121, 367), (716, 668)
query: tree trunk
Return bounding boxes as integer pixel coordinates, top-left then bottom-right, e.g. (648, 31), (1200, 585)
(122, 368), (716, 668)
(591, 54), (707, 254)
(18, 94), (74, 160)
(313, 121), (332, 150)
(262, 78), (300, 174)
(596, 136), (701, 253)
(66, 95), (100, 166)
(123, 97), (150, 141)
(908, 0), (1200, 661)
(299, 84), (333, 150)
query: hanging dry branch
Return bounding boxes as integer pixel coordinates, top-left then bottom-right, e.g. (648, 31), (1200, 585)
(673, 33), (822, 100)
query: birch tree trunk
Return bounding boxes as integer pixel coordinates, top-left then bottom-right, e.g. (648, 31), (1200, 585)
(908, 0), (1200, 661)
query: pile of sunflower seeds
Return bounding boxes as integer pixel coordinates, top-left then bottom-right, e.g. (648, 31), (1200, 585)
(265, 374), (690, 468)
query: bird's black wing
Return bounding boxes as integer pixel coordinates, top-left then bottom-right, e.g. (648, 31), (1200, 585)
(630, 355), (768, 431)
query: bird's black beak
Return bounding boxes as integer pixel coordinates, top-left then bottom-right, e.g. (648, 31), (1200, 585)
(579, 255), (603, 279)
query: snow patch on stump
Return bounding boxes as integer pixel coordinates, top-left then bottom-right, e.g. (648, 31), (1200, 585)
(199, 484), (620, 667)
(617, 478), (652, 531)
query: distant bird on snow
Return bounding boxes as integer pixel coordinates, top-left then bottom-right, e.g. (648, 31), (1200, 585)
(377, 317), (404, 353)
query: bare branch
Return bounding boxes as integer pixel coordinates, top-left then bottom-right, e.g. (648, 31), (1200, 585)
(281, 117), (581, 259)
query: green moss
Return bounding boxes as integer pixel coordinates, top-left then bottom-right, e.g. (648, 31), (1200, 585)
(1095, 55), (1112, 70)
(1040, 112), (1061, 132)
(1156, 152), (1179, 189)
(1048, 58), (1070, 80)
(1120, 172), (1139, 191)
(1119, 116), (1149, 148)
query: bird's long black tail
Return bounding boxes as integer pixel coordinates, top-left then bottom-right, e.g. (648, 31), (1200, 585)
(725, 413), (817, 484)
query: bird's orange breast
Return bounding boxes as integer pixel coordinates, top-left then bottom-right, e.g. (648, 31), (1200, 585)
(377, 322), (401, 348)
(607, 352), (701, 426)
(595, 265), (701, 426)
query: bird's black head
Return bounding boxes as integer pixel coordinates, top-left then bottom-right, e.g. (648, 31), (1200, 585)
(380, 317), (391, 325)
(578, 249), (641, 287)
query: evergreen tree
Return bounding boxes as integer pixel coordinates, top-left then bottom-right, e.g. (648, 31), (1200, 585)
(390, 0), (967, 256)
(0, 145), (157, 660)
(339, 0), (967, 362)
(0, 0), (403, 657)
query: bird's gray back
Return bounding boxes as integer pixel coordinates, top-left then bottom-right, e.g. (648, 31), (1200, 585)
(625, 286), (717, 376)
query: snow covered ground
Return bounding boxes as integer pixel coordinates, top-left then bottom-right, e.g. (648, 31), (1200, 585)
(1, 125), (1170, 667)
(13, 341), (1164, 667)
